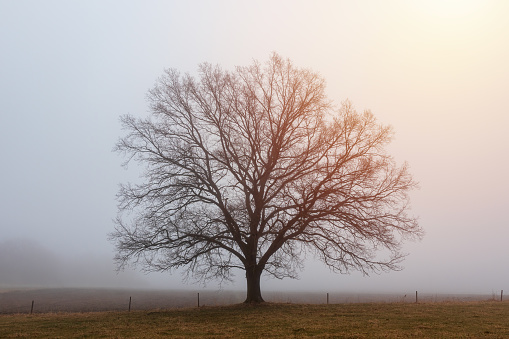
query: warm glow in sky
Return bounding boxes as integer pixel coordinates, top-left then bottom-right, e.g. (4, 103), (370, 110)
(413, 0), (483, 19)
(1, 0), (508, 294)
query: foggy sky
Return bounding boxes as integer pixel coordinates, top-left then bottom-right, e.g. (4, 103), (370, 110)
(1, 1), (508, 294)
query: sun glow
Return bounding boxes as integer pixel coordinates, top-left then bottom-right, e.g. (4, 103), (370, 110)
(410, 0), (485, 20)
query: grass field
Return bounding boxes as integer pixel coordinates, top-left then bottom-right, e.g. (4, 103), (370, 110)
(1, 301), (509, 338)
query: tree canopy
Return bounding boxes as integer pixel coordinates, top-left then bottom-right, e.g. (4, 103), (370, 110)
(111, 53), (422, 303)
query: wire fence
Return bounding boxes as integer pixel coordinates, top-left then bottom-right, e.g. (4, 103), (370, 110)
(0, 288), (504, 314)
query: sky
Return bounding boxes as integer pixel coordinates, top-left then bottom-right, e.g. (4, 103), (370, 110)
(1, 0), (508, 295)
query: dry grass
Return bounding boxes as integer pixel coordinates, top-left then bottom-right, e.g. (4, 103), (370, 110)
(1, 301), (509, 338)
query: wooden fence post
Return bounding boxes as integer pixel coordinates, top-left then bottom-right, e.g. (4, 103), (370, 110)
(415, 291), (418, 303)
(327, 293), (329, 305)
(30, 300), (34, 314)
(198, 293), (200, 307)
(129, 296), (132, 312)
(501, 290), (504, 302)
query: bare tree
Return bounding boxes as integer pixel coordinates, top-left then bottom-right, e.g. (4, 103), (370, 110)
(111, 53), (422, 303)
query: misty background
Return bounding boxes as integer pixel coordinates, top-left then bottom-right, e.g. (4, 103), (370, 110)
(1, 1), (508, 295)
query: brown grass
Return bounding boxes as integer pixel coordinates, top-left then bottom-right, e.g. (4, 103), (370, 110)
(1, 301), (509, 338)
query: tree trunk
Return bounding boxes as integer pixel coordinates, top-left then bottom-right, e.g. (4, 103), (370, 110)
(244, 265), (264, 303)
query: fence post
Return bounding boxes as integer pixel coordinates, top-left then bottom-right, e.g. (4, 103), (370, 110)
(415, 291), (418, 303)
(30, 300), (34, 314)
(501, 290), (504, 302)
(198, 293), (200, 307)
(327, 293), (329, 305)
(129, 296), (132, 312)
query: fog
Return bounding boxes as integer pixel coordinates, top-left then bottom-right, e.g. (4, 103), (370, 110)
(1, 1), (508, 296)
(0, 238), (148, 289)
